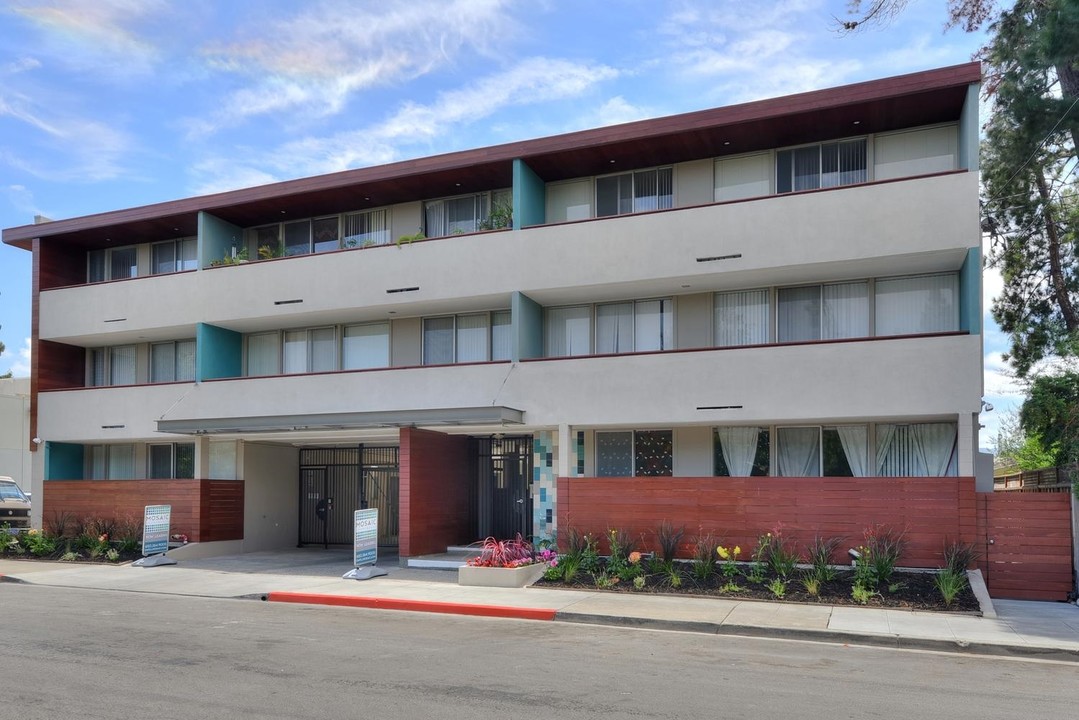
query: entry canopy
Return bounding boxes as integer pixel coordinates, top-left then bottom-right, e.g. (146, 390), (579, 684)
(156, 406), (525, 435)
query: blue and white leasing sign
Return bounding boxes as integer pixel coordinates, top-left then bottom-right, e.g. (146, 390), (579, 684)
(141, 504), (171, 556)
(353, 508), (379, 567)
(342, 508), (386, 580)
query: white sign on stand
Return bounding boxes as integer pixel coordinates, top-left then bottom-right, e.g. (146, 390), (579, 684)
(133, 504), (177, 567)
(343, 508), (386, 580)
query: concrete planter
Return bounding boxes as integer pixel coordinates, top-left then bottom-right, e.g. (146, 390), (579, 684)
(458, 563), (546, 588)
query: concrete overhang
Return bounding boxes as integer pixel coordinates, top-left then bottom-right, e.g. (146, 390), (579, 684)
(156, 406), (525, 435)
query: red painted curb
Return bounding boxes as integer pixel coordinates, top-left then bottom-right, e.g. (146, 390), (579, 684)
(266, 592), (557, 621)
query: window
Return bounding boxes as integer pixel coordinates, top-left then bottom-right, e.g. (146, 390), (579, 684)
(422, 312), (509, 365)
(714, 427), (770, 476)
(343, 209), (390, 247)
(545, 305), (592, 357)
(283, 327), (336, 374)
(596, 299), (673, 353)
(875, 274), (958, 336)
(89, 345), (137, 386)
(249, 225), (281, 259)
(876, 422), (957, 477)
(777, 139), (867, 193)
(775, 425), (869, 477)
(777, 282), (869, 343)
(596, 430), (674, 477)
(150, 340), (196, 383)
(424, 193), (490, 237)
(714, 289), (770, 347)
(87, 246), (138, 283)
(596, 167), (673, 217)
(86, 444), (136, 479)
(151, 238), (197, 275)
(342, 322), (390, 370)
(246, 332), (281, 376)
(149, 443), (195, 479)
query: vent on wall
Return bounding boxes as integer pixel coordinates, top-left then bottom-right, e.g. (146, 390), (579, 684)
(696, 254), (742, 263)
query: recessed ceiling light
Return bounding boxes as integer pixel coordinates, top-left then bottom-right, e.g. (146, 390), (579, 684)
(723, 141), (731, 146)
(281, 210), (287, 214)
(609, 159), (616, 164)
(853, 120), (861, 125)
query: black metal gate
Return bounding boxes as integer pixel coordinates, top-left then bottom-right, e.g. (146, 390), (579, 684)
(471, 436), (533, 540)
(298, 446), (399, 547)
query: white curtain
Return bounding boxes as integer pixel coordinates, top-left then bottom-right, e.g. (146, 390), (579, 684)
(456, 314), (489, 362)
(596, 303), (633, 353)
(90, 348), (105, 387)
(176, 339), (196, 381)
(109, 345), (136, 385)
(282, 330), (307, 374)
(246, 332), (279, 376)
(778, 427), (820, 476)
(912, 423), (958, 477)
(634, 299), (671, 351)
(88, 445), (107, 479)
(836, 425), (869, 477)
(209, 441), (237, 480)
(876, 423), (957, 477)
(793, 146), (820, 191)
(107, 444), (135, 480)
(424, 199), (446, 238)
(150, 342), (175, 382)
(778, 286), (821, 342)
(309, 328), (336, 372)
(491, 311), (512, 361)
(875, 274), (958, 336)
(718, 426), (760, 477)
(875, 423), (898, 475)
(423, 317), (455, 364)
(343, 323), (389, 370)
(179, 238), (198, 270)
(546, 306), (591, 357)
(822, 282), (869, 339)
(344, 209), (389, 247)
(715, 289), (769, 346)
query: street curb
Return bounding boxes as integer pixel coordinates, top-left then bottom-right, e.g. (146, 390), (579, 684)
(0, 574), (26, 584)
(266, 591), (558, 621)
(553, 611), (1079, 663)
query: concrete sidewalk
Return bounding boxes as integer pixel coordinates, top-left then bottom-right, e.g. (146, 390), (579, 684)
(3, 552), (1078, 662)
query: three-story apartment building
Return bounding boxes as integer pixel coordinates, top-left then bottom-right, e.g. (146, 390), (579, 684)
(3, 63), (985, 562)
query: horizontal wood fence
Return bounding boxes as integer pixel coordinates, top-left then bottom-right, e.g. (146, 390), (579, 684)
(43, 479), (244, 543)
(978, 492), (1074, 601)
(994, 463), (1077, 493)
(557, 476), (977, 568)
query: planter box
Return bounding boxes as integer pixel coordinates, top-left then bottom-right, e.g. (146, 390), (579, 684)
(458, 563), (546, 588)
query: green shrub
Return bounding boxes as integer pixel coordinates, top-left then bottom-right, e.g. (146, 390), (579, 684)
(690, 533), (717, 581)
(24, 530), (57, 557)
(934, 568), (969, 607)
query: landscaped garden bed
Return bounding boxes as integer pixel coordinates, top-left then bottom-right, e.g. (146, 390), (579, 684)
(533, 523), (980, 613)
(2, 513), (146, 564)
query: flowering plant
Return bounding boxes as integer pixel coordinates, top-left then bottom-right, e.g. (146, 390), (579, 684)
(466, 533), (537, 568)
(171, 533), (189, 544)
(717, 545), (741, 577)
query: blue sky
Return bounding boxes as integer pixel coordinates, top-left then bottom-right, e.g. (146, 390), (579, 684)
(0, 0), (1019, 445)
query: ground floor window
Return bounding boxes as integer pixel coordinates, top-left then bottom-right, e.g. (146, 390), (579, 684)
(86, 444), (136, 480)
(148, 443), (195, 479)
(714, 427), (770, 476)
(596, 430), (673, 476)
(876, 422), (958, 477)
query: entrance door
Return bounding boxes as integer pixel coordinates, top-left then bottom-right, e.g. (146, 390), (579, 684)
(473, 436), (533, 540)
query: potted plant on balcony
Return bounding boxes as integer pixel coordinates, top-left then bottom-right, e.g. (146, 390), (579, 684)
(458, 533), (547, 587)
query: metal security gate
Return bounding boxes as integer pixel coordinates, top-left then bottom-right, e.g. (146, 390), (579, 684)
(298, 447), (399, 547)
(471, 436), (533, 541)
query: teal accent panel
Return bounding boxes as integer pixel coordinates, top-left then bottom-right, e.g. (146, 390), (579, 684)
(532, 430), (556, 543)
(45, 442), (84, 480)
(197, 323), (243, 381)
(198, 211), (244, 269)
(959, 247), (982, 335)
(958, 82), (980, 171)
(512, 159), (546, 229)
(511, 291), (544, 361)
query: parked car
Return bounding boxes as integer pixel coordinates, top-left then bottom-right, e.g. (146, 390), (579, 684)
(0, 476), (31, 529)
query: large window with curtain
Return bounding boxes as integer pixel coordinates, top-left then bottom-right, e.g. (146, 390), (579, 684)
(714, 427), (770, 476)
(596, 430), (674, 476)
(775, 425), (869, 477)
(596, 299), (673, 353)
(424, 193), (489, 238)
(150, 340), (196, 383)
(545, 305), (592, 357)
(283, 327), (336, 374)
(246, 332), (281, 377)
(87, 246), (139, 283)
(777, 282), (869, 343)
(777, 138), (867, 193)
(876, 422), (958, 477)
(343, 208), (390, 247)
(875, 274), (959, 336)
(86, 444), (136, 480)
(714, 289), (770, 346)
(151, 238), (197, 275)
(596, 167), (673, 217)
(342, 322), (390, 370)
(88, 345), (137, 386)
(422, 312), (510, 365)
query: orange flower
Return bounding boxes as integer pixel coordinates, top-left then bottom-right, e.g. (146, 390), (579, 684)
(628, 551), (642, 564)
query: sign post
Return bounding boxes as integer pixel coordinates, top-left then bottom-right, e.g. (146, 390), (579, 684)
(342, 508), (386, 580)
(132, 504), (178, 567)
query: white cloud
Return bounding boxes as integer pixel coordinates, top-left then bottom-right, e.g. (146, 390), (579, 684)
(188, 0), (519, 135)
(1, 57), (41, 75)
(581, 96), (655, 128)
(188, 159), (282, 197)
(3, 337), (31, 378)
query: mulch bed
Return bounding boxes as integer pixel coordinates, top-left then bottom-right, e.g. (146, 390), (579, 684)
(535, 564), (980, 613)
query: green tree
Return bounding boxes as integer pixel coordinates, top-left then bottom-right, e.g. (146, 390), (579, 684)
(994, 406), (1058, 469)
(1020, 369), (1079, 463)
(0, 339), (10, 379)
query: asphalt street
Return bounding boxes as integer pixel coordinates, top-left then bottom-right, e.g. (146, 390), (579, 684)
(5, 584), (1079, 720)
